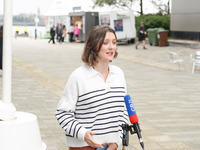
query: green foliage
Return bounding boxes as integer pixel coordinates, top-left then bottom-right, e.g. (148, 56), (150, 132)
(135, 14), (170, 31)
(93, 0), (134, 9)
(94, 0), (116, 7)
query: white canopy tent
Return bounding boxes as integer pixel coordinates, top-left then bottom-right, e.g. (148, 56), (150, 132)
(45, 0), (94, 16)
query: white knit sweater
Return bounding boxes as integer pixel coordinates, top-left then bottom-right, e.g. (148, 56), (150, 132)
(56, 64), (128, 147)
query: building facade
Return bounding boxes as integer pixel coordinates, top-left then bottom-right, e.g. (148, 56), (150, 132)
(170, 0), (200, 41)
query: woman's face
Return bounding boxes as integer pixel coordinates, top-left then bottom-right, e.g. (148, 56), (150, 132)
(97, 32), (117, 63)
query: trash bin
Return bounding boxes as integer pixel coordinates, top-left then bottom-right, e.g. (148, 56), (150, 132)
(157, 29), (168, 47)
(147, 28), (164, 46)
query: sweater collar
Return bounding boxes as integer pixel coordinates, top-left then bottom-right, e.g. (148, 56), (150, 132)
(83, 64), (117, 79)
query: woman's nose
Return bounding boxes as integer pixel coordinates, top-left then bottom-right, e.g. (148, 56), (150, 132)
(108, 42), (115, 49)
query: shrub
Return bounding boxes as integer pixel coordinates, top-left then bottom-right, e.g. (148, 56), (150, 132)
(135, 14), (170, 31)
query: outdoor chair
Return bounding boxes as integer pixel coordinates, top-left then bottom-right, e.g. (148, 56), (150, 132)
(168, 51), (184, 70)
(190, 51), (200, 74)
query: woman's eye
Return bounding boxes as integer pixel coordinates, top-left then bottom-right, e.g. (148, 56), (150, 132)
(103, 41), (116, 45)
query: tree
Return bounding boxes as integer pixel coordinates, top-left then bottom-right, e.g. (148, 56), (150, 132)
(151, 0), (170, 15)
(93, 0), (144, 15)
(139, 0), (143, 15)
(93, 0), (134, 9)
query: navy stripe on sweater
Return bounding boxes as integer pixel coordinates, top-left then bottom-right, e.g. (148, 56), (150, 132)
(75, 105), (124, 115)
(56, 85), (128, 140)
(79, 89), (105, 98)
(78, 91), (125, 103)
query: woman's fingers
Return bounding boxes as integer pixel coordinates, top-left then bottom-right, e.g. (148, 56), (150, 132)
(84, 130), (103, 148)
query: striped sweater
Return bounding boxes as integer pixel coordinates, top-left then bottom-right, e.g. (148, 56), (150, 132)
(55, 64), (128, 147)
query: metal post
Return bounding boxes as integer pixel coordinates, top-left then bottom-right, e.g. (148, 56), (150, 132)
(35, 9), (39, 39)
(0, 0), (16, 121)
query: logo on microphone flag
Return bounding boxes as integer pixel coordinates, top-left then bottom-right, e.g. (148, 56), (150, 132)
(124, 95), (139, 124)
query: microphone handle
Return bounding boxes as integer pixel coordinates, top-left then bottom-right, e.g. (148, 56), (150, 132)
(133, 122), (144, 149)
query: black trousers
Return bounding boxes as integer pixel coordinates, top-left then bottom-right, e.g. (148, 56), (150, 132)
(49, 35), (55, 44)
(70, 32), (74, 42)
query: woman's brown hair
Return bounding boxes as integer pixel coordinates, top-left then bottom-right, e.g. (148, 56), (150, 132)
(82, 25), (118, 66)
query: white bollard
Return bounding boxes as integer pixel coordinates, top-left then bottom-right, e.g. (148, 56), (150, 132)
(0, 112), (47, 150)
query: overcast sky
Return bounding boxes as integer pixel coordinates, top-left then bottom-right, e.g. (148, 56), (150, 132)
(0, 0), (170, 16)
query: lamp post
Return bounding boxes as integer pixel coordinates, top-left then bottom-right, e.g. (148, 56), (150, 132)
(35, 8), (39, 39)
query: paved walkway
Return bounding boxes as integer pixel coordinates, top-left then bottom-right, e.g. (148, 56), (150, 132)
(0, 38), (200, 150)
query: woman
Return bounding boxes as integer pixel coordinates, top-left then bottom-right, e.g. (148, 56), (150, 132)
(74, 24), (80, 43)
(61, 25), (67, 43)
(56, 25), (128, 150)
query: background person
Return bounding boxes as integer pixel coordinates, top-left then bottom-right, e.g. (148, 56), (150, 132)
(135, 22), (147, 50)
(48, 25), (55, 44)
(56, 23), (59, 41)
(61, 25), (67, 43)
(15, 26), (20, 34)
(74, 24), (80, 43)
(15, 26), (20, 38)
(69, 23), (74, 42)
(24, 26), (28, 34)
(55, 25), (128, 150)
(58, 24), (63, 43)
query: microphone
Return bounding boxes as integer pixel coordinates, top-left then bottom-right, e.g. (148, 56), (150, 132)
(124, 95), (144, 149)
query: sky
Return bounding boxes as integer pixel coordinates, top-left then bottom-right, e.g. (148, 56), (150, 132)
(0, 0), (170, 16)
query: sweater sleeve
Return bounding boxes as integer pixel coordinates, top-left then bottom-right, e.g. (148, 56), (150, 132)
(55, 72), (87, 141)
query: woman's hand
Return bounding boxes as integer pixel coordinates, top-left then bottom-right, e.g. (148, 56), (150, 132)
(84, 130), (103, 148)
(107, 143), (118, 150)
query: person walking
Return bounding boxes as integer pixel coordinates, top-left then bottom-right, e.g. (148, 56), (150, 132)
(48, 25), (56, 44)
(135, 22), (147, 50)
(55, 25), (128, 150)
(69, 23), (74, 42)
(74, 24), (80, 43)
(61, 25), (67, 43)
